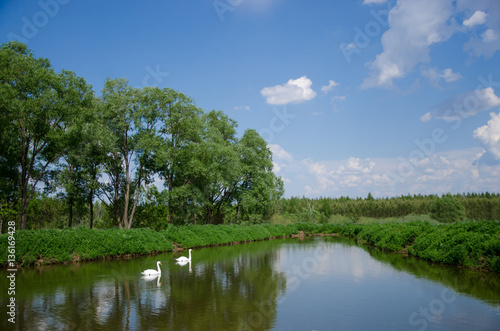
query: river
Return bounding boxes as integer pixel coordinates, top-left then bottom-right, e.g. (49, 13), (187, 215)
(1, 236), (500, 330)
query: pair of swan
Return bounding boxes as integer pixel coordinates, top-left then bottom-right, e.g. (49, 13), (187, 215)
(141, 249), (193, 275)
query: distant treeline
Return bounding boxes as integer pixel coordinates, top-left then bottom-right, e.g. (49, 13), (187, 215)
(277, 193), (500, 222)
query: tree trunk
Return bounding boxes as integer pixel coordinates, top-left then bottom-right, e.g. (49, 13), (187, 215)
(89, 188), (94, 229)
(68, 163), (74, 227)
(168, 174), (174, 224)
(68, 196), (73, 228)
(20, 136), (29, 230)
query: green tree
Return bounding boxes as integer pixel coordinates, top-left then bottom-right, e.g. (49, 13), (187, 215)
(0, 41), (93, 229)
(149, 88), (204, 224)
(430, 195), (466, 223)
(236, 129), (283, 223)
(100, 78), (142, 229)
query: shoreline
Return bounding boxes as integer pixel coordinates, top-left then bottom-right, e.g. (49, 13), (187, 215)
(1, 221), (498, 273)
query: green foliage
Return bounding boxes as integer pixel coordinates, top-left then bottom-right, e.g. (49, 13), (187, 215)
(0, 224), (300, 266)
(407, 221), (500, 270)
(0, 227), (172, 266)
(161, 224), (298, 248)
(0, 41), (94, 230)
(1, 222), (498, 272)
(430, 195), (466, 223)
(277, 193), (500, 223)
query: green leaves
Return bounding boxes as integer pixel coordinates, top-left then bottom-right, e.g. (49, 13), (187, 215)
(0, 41), (94, 229)
(1, 42), (283, 230)
(430, 195), (466, 223)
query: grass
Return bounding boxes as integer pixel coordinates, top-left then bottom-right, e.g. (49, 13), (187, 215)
(291, 220), (500, 272)
(0, 224), (299, 267)
(1, 220), (498, 272)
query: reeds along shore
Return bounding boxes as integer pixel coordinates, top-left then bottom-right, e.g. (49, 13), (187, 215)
(0, 221), (499, 272)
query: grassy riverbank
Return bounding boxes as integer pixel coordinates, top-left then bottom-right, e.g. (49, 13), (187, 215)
(1, 221), (499, 272)
(296, 220), (500, 272)
(0, 224), (297, 267)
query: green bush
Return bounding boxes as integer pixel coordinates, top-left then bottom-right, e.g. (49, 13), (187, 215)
(430, 195), (466, 223)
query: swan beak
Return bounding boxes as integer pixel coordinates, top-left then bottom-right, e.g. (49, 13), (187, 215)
(160, 262), (163, 265)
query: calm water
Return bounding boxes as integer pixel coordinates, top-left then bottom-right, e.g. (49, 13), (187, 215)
(2, 236), (500, 330)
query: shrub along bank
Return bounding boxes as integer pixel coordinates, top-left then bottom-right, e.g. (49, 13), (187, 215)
(0, 221), (498, 272)
(0, 224), (297, 267)
(295, 221), (500, 272)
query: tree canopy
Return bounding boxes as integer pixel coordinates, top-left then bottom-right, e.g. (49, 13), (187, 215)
(0, 42), (283, 230)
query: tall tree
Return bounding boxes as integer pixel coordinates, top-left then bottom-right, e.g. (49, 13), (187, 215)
(100, 79), (168, 229)
(153, 89), (203, 224)
(236, 129), (284, 222)
(0, 41), (93, 229)
(195, 110), (241, 224)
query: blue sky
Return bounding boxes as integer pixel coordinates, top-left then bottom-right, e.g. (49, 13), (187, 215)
(1, 0), (500, 198)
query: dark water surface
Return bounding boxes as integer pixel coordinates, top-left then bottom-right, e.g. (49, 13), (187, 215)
(1, 236), (500, 330)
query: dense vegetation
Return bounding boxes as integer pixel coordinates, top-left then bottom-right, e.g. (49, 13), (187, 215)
(275, 193), (500, 223)
(0, 224), (296, 267)
(295, 220), (500, 272)
(0, 41), (283, 231)
(1, 221), (499, 272)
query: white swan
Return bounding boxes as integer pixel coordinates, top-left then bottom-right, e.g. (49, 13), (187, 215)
(175, 249), (192, 263)
(141, 261), (162, 275)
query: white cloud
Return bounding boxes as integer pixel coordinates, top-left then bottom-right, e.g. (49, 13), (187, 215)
(420, 112), (432, 122)
(260, 76), (316, 105)
(463, 10), (488, 27)
(482, 28), (498, 42)
(270, 145), (500, 198)
(440, 68), (462, 82)
(268, 144), (294, 162)
(421, 67), (462, 88)
(362, 0), (457, 88)
(432, 87), (500, 120)
(473, 112), (500, 159)
(461, 1), (500, 57)
(332, 96), (346, 102)
(344, 42), (357, 51)
(268, 143), (293, 175)
(321, 80), (339, 94)
(233, 105), (250, 111)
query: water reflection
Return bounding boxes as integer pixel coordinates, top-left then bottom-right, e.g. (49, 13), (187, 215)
(1, 241), (287, 330)
(1, 237), (499, 330)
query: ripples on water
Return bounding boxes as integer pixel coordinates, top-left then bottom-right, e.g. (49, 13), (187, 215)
(1, 237), (499, 330)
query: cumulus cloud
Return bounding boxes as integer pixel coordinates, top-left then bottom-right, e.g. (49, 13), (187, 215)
(482, 28), (498, 42)
(268, 143), (294, 162)
(421, 67), (462, 88)
(430, 87), (500, 121)
(321, 80), (339, 94)
(462, 1), (500, 57)
(463, 10), (488, 27)
(362, 0), (457, 89)
(440, 68), (462, 82)
(473, 112), (500, 160)
(362, 1), (500, 87)
(260, 76), (316, 105)
(270, 145), (500, 198)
